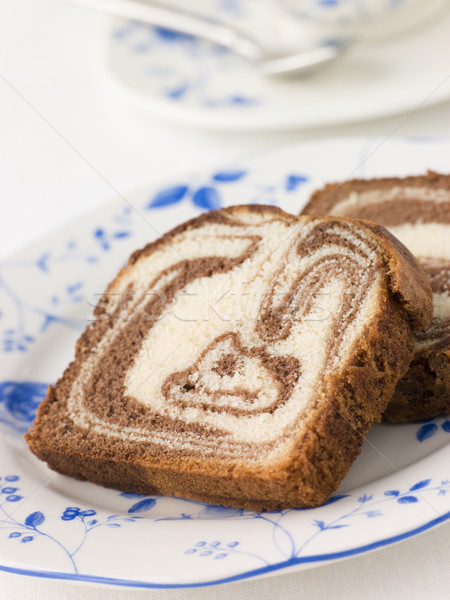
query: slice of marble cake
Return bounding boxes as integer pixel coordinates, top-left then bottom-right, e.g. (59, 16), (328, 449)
(26, 205), (432, 510)
(302, 172), (450, 422)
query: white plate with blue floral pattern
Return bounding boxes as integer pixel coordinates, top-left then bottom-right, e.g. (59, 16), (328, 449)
(105, 1), (450, 130)
(1, 137), (450, 589)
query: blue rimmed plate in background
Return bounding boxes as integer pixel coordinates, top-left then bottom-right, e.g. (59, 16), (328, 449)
(105, 1), (450, 131)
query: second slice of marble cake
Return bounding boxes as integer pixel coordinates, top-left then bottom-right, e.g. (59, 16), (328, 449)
(302, 172), (450, 422)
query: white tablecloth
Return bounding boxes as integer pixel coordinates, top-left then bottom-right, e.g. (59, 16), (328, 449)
(1, 0), (450, 597)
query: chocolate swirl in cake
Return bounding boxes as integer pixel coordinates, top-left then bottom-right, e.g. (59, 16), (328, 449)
(64, 213), (385, 459)
(302, 172), (450, 422)
(26, 205), (432, 509)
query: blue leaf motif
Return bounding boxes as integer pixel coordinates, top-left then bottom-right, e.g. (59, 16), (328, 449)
(294, 494), (350, 511)
(147, 185), (188, 209)
(358, 494), (373, 504)
(154, 26), (194, 43)
(197, 505), (244, 519)
(397, 496), (418, 504)
(192, 187), (221, 211)
(120, 492), (146, 499)
(313, 520), (325, 530)
(230, 96), (256, 105)
(67, 282), (82, 294)
(128, 498), (156, 513)
(6, 495), (22, 502)
(285, 174), (309, 191)
(25, 511), (45, 528)
(166, 84), (189, 100)
(384, 490), (400, 496)
(321, 494), (350, 506)
(416, 423), (438, 442)
(409, 479), (431, 491)
(442, 421), (450, 433)
(0, 381), (48, 429)
(212, 170), (247, 183)
(36, 252), (50, 272)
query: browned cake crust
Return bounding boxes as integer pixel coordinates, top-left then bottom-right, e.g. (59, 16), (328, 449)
(302, 171), (450, 422)
(26, 205), (432, 510)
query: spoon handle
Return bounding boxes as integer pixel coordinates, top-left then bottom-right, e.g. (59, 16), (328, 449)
(69, 0), (262, 60)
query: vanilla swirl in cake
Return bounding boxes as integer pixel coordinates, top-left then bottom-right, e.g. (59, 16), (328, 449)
(26, 205), (432, 509)
(302, 172), (450, 422)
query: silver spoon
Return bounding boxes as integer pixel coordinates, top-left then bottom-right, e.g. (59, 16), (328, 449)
(69, 0), (350, 76)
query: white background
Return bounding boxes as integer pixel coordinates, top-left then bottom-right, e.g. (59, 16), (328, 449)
(1, 0), (450, 598)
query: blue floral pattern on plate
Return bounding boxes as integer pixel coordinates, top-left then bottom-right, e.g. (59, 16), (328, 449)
(0, 475), (141, 574)
(111, 22), (260, 109)
(0, 472), (449, 581)
(109, 0), (416, 111)
(0, 382), (48, 434)
(0, 168), (307, 356)
(0, 137), (449, 588)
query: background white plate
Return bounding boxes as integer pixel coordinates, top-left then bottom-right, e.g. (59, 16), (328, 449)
(1, 137), (450, 589)
(106, 3), (450, 131)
